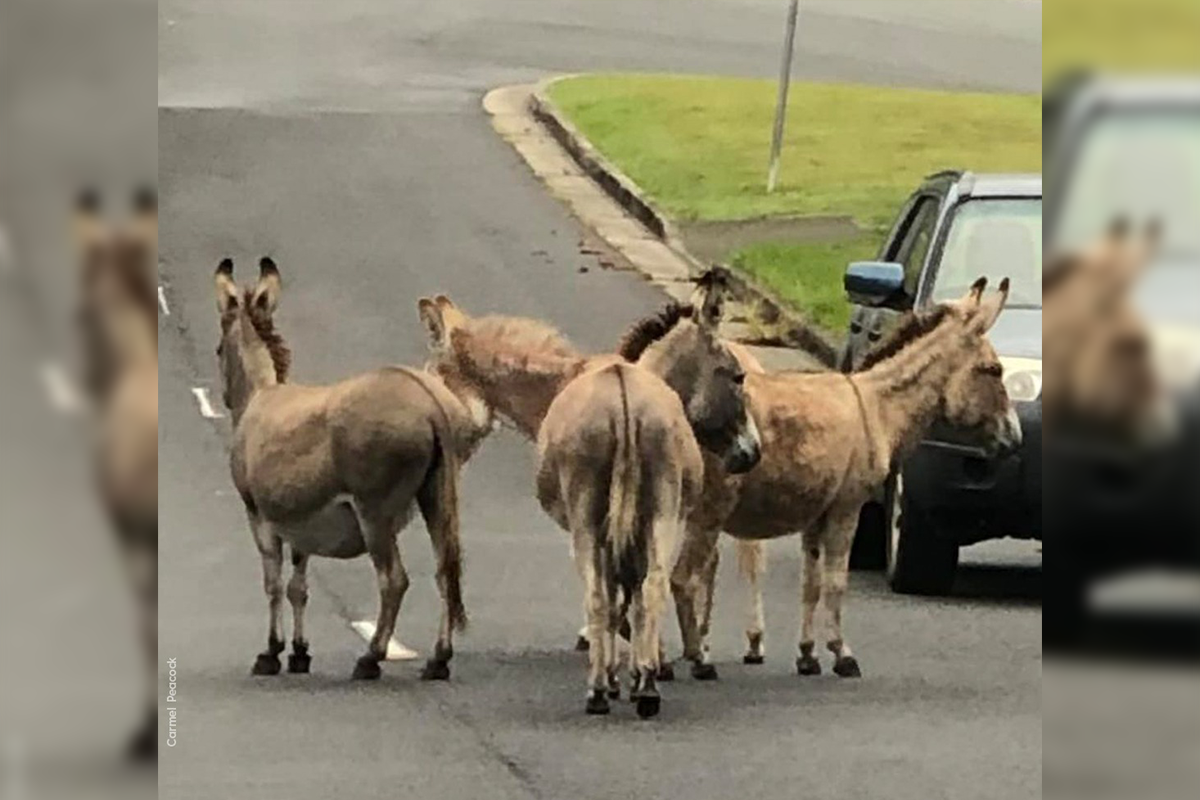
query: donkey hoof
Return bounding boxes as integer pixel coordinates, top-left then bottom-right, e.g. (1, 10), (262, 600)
(574, 635), (590, 652)
(352, 656), (382, 680)
(743, 652), (765, 665)
(252, 653), (281, 676)
(586, 691), (611, 715)
(796, 655), (822, 676)
(420, 659), (451, 681)
(287, 653), (311, 674)
(690, 662), (719, 681)
(635, 692), (661, 719)
(833, 655), (862, 678)
(656, 662), (676, 682)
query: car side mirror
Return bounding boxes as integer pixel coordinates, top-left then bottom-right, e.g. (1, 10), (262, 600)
(845, 261), (906, 308)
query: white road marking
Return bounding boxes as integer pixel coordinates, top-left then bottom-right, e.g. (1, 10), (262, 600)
(40, 362), (83, 414)
(158, 285), (170, 316)
(349, 620), (419, 661)
(191, 387), (224, 419)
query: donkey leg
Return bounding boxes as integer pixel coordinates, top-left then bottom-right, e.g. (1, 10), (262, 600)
(354, 527), (409, 680)
(250, 519), (286, 676)
(695, 546), (720, 674)
(822, 520), (862, 678)
(569, 536), (591, 652)
(286, 551), (311, 674)
(577, 533), (611, 715)
(737, 540), (767, 664)
(417, 482), (464, 681)
(633, 528), (672, 718)
(796, 530), (823, 676)
(119, 533), (158, 759)
(671, 526), (719, 680)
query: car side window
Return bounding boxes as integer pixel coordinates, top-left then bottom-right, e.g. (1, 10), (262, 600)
(893, 196), (939, 297)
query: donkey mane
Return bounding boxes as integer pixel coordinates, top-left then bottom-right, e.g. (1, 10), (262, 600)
(453, 315), (582, 378)
(242, 289), (292, 383)
(856, 305), (953, 371)
(618, 302), (695, 362)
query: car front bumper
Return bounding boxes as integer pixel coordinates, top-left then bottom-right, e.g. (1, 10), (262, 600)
(903, 401), (1042, 545)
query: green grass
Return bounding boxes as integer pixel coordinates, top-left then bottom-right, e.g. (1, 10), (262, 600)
(1045, 0), (1200, 79)
(731, 237), (880, 333)
(549, 74), (1040, 228)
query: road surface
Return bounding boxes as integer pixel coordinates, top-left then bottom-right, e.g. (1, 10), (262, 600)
(160, 2), (1040, 798)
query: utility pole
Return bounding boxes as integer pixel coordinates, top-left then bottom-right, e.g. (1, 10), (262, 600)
(767, 0), (800, 193)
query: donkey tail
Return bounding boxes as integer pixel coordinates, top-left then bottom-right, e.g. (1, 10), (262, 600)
(605, 366), (647, 604)
(429, 428), (468, 632)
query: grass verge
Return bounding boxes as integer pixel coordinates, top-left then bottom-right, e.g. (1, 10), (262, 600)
(549, 74), (1040, 228)
(731, 237), (879, 333)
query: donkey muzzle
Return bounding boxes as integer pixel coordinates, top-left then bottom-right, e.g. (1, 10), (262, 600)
(724, 415), (762, 474)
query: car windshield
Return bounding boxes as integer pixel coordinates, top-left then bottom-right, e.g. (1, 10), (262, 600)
(1057, 109), (1200, 259)
(931, 198), (1043, 308)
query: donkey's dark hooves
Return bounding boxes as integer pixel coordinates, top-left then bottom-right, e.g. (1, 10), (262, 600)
(287, 653), (312, 674)
(833, 655), (862, 678)
(656, 662), (675, 682)
(586, 692), (611, 715)
(796, 655), (822, 676)
(635, 693), (662, 719)
(252, 653), (281, 676)
(352, 656), (382, 680)
(743, 653), (765, 665)
(420, 659), (451, 681)
(691, 662), (719, 681)
(574, 635), (590, 652)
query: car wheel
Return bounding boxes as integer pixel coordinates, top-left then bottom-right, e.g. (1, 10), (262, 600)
(887, 472), (959, 595)
(850, 500), (887, 570)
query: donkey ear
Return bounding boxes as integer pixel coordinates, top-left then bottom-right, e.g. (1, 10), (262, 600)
(692, 267), (731, 331)
(129, 185), (158, 250)
(970, 277), (1010, 334)
(251, 257), (282, 314)
(215, 258), (240, 314)
(74, 187), (106, 254)
(418, 297), (447, 350)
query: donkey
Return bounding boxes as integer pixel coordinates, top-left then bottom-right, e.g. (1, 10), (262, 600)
(416, 277), (769, 662)
(671, 278), (1022, 679)
(76, 188), (159, 760)
(526, 290), (762, 716)
(215, 258), (491, 682)
(1043, 218), (1171, 442)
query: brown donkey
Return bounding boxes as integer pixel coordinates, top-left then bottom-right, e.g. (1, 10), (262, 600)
(78, 188), (159, 759)
(672, 278), (1022, 679)
(417, 278), (769, 660)
(1043, 218), (1172, 442)
(536, 291), (760, 717)
(216, 258), (490, 682)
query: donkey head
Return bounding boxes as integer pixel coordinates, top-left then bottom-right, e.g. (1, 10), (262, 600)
(1043, 218), (1172, 442)
(418, 295), (495, 433)
(625, 268), (761, 474)
(76, 187), (159, 400)
(939, 277), (1023, 454)
(213, 257), (289, 421)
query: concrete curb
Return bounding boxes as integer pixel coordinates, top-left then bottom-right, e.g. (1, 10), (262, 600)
(528, 77), (840, 368)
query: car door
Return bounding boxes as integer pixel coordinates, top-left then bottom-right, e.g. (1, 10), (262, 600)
(843, 192), (941, 371)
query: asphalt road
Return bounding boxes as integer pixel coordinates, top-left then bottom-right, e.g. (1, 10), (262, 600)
(154, 2), (1040, 798)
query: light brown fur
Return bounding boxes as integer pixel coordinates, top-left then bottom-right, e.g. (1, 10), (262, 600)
(77, 189), (159, 759)
(217, 258), (490, 683)
(672, 278), (1022, 678)
(1042, 218), (1169, 441)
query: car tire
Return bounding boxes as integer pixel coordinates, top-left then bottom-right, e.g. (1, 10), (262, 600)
(887, 472), (959, 595)
(850, 502), (887, 570)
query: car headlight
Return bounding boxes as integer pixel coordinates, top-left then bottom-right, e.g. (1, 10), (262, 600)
(1000, 357), (1042, 402)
